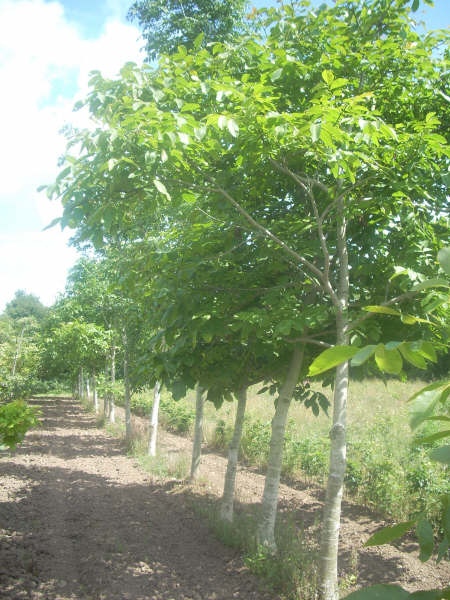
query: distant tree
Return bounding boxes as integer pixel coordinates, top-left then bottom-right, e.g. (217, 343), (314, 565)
(5, 290), (47, 323)
(127, 0), (248, 60)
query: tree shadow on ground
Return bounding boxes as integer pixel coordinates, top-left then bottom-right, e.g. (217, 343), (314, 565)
(0, 397), (439, 599)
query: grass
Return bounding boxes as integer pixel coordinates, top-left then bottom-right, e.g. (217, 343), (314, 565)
(193, 499), (320, 600)
(115, 378), (448, 525)
(81, 378), (448, 599)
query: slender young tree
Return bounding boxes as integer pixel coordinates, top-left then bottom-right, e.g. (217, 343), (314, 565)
(148, 381), (161, 456)
(190, 383), (205, 481)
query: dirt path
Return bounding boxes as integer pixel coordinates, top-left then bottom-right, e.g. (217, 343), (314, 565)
(1, 398), (448, 599)
(0, 397), (275, 600)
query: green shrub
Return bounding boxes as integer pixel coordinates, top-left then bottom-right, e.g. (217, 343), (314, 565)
(240, 419), (271, 466)
(130, 394), (152, 416)
(0, 374), (36, 402)
(160, 397), (195, 434)
(0, 400), (41, 449)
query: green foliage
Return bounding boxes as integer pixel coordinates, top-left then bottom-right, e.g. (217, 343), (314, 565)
(127, 0), (248, 60)
(0, 374), (37, 402)
(0, 400), (41, 450)
(343, 584), (450, 599)
(114, 387), (196, 433)
(240, 419), (272, 465)
(160, 396), (195, 433)
(5, 290), (47, 322)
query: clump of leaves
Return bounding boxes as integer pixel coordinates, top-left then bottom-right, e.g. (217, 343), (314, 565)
(0, 400), (41, 450)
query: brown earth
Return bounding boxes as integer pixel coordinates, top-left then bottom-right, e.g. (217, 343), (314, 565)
(0, 397), (449, 599)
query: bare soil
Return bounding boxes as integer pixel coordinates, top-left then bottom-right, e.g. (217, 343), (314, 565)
(1, 397), (448, 599)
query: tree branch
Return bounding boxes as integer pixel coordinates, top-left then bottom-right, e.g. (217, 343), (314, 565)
(285, 336), (333, 348)
(270, 158), (339, 305)
(347, 290), (418, 333)
(200, 176), (326, 283)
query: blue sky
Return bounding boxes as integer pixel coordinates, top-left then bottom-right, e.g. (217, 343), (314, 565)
(0, 0), (448, 311)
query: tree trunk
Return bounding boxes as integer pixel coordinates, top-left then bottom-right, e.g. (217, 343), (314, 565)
(257, 344), (304, 552)
(86, 376), (90, 401)
(92, 371), (98, 413)
(109, 345), (116, 423)
(190, 384), (205, 481)
(103, 363), (109, 418)
(11, 326), (25, 376)
(148, 381), (161, 457)
(319, 199), (350, 600)
(122, 329), (132, 443)
(220, 386), (247, 522)
(80, 367), (85, 401)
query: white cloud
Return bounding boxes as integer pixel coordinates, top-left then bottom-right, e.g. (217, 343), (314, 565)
(0, 0), (143, 310)
(0, 229), (79, 309)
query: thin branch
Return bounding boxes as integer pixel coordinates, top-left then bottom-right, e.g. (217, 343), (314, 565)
(347, 290), (417, 333)
(285, 337), (333, 348)
(270, 158), (338, 305)
(198, 176), (326, 283)
(335, 175), (374, 204)
(197, 282), (302, 293)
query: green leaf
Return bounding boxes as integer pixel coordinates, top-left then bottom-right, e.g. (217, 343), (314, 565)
(401, 314), (417, 325)
(178, 132), (190, 145)
(107, 158), (118, 171)
(430, 445), (450, 465)
(409, 389), (442, 430)
(310, 122), (321, 143)
(425, 416), (450, 423)
(182, 191), (197, 203)
(411, 0), (420, 12)
(271, 68), (283, 82)
(227, 119), (239, 138)
(351, 345), (377, 367)
(321, 69), (334, 85)
(412, 278), (449, 291)
(438, 247), (450, 277)
(330, 78), (348, 90)
(153, 179), (171, 200)
(308, 346), (359, 376)
(43, 217), (61, 231)
(374, 344), (403, 375)
(408, 381), (448, 403)
(218, 115), (227, 130)
(418, 342), (437, 363)
(410, 590), (450, 600)
(416, 430), (450, 445)
(364, 306), (401, 316)
(365, 520), (416, 547)
(400, 344), (428, 369)
(193, 32), (204, 50)
(343, 584), (410, 599)
(416, 518), (434, 562)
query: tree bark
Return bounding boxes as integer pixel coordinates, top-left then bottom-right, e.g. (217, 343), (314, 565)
(11, 326), (25, 376)
(148, 381), (161, 456)
(319, 198), (350, 600)
(190, 384), (205, 481)
(220, 386), (247, 522)
(122, 329), (132, 443)
(77, 369), (82, 400)
(92, 371), (98, 412)
(109, 345), (116, 423)
(257, 344), (304, 551)
(86, 376), (90, 401)
(103, 363), (109, 418)
(80, 367), (85, 401)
